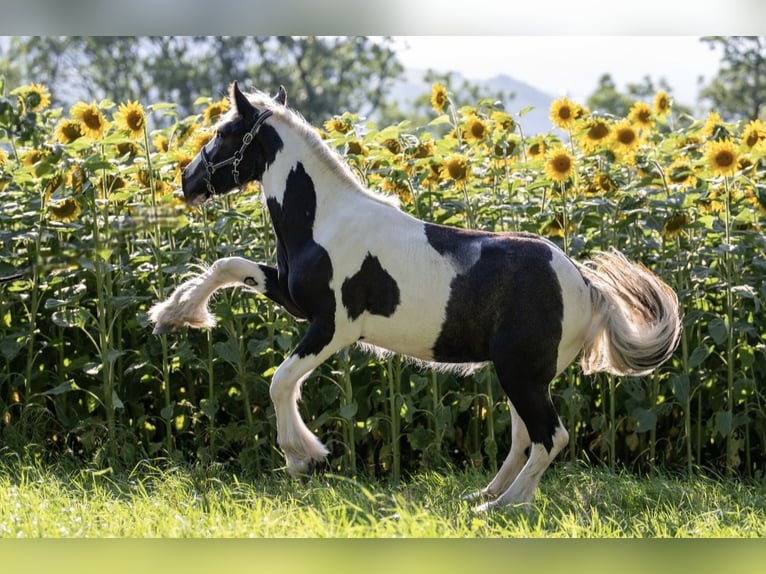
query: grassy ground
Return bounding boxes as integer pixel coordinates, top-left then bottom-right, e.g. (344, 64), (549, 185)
(1, 451), (765, 538)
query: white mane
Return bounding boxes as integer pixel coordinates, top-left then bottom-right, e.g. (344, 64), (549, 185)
(218, 89), (401, 210)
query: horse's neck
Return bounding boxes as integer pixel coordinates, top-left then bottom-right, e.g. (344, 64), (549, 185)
(261, 128), (355, 208)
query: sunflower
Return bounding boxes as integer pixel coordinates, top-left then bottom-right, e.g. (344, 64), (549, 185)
(21, 149), (44, 167)
(579, 118), (612, 153)
(380, 170), (412, 203)
(172, 150), (193, 182)
(203, 97), (230, 125)
(67, 165), (85, 194)
(152, 133), (169, 153)
(493, 135), (519, 158)
(527, 137), (547, 159)
(702, 112), (726, 138)
(628, 101), (654, 130)
(544, 147), (575, 182)
(705, 139), (739, 177)
(463, 114), (488, 142)
(545, 215), (572, 239)
(115, 141), (140, 157)
(700, 190), (725, 214)
(0, 148), (8, 165)
(382, 138), (402, 155)
(16, 83), (51, 112)
(188, 131), (213, 155)
(612, 120), (640, 153)
(595, 172), (617, 194)
(410, 138), (435, 159)
(324, 117), (352, 134)
(443, 155), (468, 181)
(114, 101), (146, 139)
(549, 97), (579, 130)
(346, 139), (368, 156)
(661, 213), (689, 239)
(653, 91), (671, 117)
(491, 110), (515, 132)
(667, 157), (698, 190)
(430, 83), (449, 114)
(54, 119), (83, 144)
(746, 185), (766, 214)
(741, 119), (766, 150)
(48, 197), (81, 223)
(70, 101), (109, 140)
(43, 173), (64, 204)
(425, 159), (444, 184)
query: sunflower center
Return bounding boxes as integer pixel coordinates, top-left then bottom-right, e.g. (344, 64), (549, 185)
(552, 155), (571, 173)
(617, 128), (636, 145)
(127, 111), (144, 131)
(446, 158), (467, 180)
(62, 123), (82, 142)
(588, 123), (609, 140)
(715, 151), (735, 167)
(82, 109), (103, 130)
(470, 121), (486, 139)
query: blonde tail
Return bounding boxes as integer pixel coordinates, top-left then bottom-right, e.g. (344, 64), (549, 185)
(577, 250), (682, 376)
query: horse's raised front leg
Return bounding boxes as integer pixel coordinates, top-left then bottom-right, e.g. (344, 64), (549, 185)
(270, 322), (351, 476)
(148, 256), (304, 333)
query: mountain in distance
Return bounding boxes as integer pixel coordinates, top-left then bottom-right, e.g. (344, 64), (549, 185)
(387, 68), (557, 135)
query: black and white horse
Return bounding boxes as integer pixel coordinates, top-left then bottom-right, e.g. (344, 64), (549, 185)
(148, 83), (681, 510)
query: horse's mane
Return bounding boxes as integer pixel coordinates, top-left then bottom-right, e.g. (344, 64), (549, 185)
(219, 89), (401, 210)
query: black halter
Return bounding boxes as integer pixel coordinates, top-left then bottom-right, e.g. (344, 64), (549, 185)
(200, 109), (273, 196)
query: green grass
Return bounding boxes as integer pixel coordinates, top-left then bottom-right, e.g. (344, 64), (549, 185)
(1, 452), (765, 538)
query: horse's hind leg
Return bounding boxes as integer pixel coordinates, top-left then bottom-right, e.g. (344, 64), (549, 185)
(474, 357), (568, 510)
(464, 400), (531, 502)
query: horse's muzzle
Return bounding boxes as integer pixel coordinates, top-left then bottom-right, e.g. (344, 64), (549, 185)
(181, 154), (211, 206)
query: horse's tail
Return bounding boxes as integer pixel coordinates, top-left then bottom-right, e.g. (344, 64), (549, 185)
(576, 250), (681, 377)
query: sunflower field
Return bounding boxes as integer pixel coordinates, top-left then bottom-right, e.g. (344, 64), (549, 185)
(1, 77), (765, 481)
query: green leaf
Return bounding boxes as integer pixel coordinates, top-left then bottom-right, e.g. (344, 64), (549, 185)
(671, 374), (690, 404)
(51, 308), (90, 329)
(428, 114), (452, 126)
(632, 407), (657, 433)
(688, 345), (711, 369)
(339, 402), (358, 421)
(715, 411), (733, 438)
(214, 339), (241, 364)
(161, 403), (175, 421)
(200, 398), (219, 419)
(708, 317), (728, 345)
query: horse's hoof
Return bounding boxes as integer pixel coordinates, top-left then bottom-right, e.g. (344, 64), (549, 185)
(462, 488), (494, 503)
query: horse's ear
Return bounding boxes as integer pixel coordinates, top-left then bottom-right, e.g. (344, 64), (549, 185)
(274, 85), (287, 106)
(230, 81), (255, 117)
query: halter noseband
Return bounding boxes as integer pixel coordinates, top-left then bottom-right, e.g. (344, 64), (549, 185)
(201, 109), (274, 196)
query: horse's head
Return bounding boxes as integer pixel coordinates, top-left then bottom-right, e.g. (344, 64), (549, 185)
(182, 82), (287, 206)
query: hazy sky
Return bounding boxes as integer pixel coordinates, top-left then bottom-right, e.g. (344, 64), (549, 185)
(392, 36), (723, 108)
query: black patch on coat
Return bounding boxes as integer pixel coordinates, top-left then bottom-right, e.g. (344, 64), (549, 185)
(426, 222), (565, 451)
(266, 162), (335, 357)
(341, 253), (401, 321)
(255, 264), (307, 320)
(246, 123), (284, 182)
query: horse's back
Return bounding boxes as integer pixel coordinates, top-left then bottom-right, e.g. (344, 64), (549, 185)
(332, 216), (592, 369)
